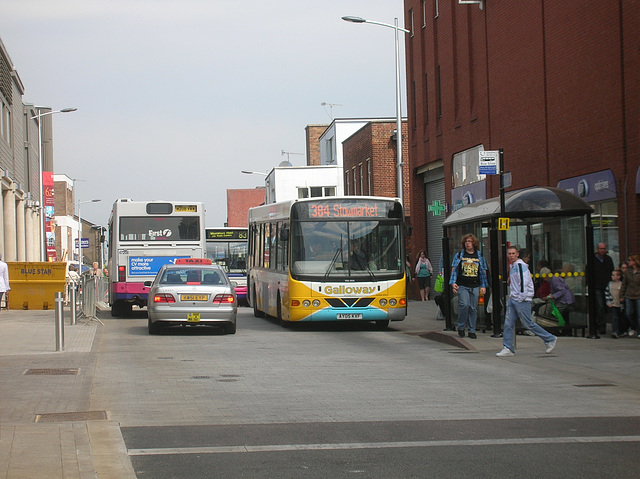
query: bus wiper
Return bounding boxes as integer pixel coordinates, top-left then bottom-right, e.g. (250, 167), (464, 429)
(324, 247), (342, 281)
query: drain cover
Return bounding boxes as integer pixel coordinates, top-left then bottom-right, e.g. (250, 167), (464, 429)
(25, 368), (79, 375)
(35, 411), (108, 423)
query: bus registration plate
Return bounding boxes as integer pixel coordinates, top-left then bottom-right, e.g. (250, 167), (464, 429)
(187, 313), (200, 322)
(337, 313), (362, 320)
(181, 294), (208, 301)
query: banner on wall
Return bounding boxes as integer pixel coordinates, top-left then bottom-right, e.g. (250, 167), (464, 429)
(43, 171), (57, 261)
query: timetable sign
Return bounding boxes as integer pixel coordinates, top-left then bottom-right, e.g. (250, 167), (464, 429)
(479, 150), (499, 175)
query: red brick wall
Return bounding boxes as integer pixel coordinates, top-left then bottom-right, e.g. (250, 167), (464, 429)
(404, 0), (640, 256)
(226, 188), (265, 227)
(305, 125), (328, 166)
(342, 121), (410, 217)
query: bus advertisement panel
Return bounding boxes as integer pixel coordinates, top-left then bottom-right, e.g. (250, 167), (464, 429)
(248, 197), (406, 328)
(108, 199), (206, 317)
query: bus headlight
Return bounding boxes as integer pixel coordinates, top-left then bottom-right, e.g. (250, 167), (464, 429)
(312, 299), (320, 307)
(303, 300), (311, 307)
(389, 298), (397, 306)
(379, 298), (387, 306)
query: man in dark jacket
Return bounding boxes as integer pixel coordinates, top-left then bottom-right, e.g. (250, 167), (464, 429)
(593, 243), (615, 334)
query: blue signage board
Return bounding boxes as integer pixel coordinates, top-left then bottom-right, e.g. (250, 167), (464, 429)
(74, 238), (90, 249)
(557, 169), (616, 202)
(128, 256), (189, 277)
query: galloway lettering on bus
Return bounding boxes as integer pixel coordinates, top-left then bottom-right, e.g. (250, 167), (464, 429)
(324, 285), (377, 295)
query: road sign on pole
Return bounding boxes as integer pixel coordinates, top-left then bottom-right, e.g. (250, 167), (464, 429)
(479, 150), (500, 175)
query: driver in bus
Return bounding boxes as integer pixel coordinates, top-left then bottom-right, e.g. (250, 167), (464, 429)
(349, 240), (368, 270)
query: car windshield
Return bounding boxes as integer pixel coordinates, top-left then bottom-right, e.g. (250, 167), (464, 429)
(159, 268), (225, 285)
(290, 220), (403, 280)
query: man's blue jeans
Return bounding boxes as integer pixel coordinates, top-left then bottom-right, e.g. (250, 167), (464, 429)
(503, 297), (556, 352)
(457, 285), (479, 333)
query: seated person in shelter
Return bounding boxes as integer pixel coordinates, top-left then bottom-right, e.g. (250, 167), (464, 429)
(561, 262), (579, 293)
(535, 259), (551, 298)
(537, 267), (575, 321)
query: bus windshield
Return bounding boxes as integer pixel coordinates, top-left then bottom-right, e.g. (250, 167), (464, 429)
(291, 220), (402, 280)
(119, 216), (201, 241)
(208, 242), (247, 274)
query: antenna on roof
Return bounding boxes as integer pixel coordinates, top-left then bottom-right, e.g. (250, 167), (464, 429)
(321, 102), (343, 120)
(281, 150), (304, 163)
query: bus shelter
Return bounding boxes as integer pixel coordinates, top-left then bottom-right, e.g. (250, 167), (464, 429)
(441, 187), (596, 337)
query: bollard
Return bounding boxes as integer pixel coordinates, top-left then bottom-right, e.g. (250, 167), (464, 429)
(70, 286), (77, 325)
(55, 292), (65, 351)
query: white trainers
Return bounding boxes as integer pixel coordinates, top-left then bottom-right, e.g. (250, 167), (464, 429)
(496, 348), (514, 357)
(545, 339), (557, 353)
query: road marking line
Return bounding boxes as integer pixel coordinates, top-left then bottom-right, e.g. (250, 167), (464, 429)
(128, 435), (640, 456)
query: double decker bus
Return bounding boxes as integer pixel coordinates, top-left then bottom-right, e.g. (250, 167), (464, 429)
(248, 196), (406, 328)
(107, 199), (206, 317)
(205, 227), (248, 304)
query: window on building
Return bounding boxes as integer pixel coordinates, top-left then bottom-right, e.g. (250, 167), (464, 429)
(367, 160), (372, 195)
(352, 167), (357, 195)
(359, 163), (364, 195)
(424, 74), (429, 124)
(0, 100), (10, 146)
(409, 9), (414, 36)
(298, 186), (337, 199)
(452, 145), (486, 188)
(436, 65), (442, 118)
(345, 172), (350, 195)
(421, 0), (427, 28)
(326, 136), (335, 164)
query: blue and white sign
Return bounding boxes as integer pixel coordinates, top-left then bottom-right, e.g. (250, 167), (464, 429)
(128, 256), (189, 277)
(478, 150), (499, 175)
(74, 238), (90, 249)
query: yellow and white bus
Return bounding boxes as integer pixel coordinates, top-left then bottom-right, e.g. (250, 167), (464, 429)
(247, 196), (406, 328)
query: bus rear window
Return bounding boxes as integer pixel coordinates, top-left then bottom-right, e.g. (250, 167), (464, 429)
(119, 217), (200, 241)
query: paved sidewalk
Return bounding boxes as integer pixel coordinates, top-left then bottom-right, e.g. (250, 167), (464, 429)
(0, 299), (638, 478)
(0, 307), (136, 479)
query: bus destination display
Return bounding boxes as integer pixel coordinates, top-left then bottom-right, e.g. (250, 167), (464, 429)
(309, 201), (384, 219)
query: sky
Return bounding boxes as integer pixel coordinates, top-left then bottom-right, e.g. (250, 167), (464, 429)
(1, 0), (406, 227)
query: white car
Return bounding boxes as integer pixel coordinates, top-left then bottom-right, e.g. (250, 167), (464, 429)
(145, 259), (237, 334)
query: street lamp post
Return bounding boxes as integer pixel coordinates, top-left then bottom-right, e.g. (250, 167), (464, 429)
(342, 16), (409, 205)
(31, 107), (77, 261)
(77, 199), (101, 273)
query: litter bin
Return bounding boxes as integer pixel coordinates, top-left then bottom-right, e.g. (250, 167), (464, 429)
(7, 262), (67, 310)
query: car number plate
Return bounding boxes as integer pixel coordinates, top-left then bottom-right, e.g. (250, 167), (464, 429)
(181, 294), (208, 301)
(187, 313), (200, 322)
(337, 313), (363, 320)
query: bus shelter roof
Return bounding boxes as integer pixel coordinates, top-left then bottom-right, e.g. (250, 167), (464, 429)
(442, 186), (594, 227)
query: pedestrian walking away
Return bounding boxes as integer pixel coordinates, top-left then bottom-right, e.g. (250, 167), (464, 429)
(415, 250), (433, 301)
(0, 253), (10, 312)
(450, 233), (488, 339)
(497, 246), (557, 357)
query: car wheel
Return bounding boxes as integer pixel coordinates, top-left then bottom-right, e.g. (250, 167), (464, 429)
(226, 323), (236, 334)
(148, 318), (161, 335)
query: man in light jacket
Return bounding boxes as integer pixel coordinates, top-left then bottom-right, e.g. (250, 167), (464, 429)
(497, 246), (557, 357)
(0, 253), (10, 311)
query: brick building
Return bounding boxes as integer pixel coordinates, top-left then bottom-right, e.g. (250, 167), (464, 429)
(305, 125), (328, 166)
(403, 0), (639, 268)
(342, 119), (412, 248)
(226, 188), (265, 227)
